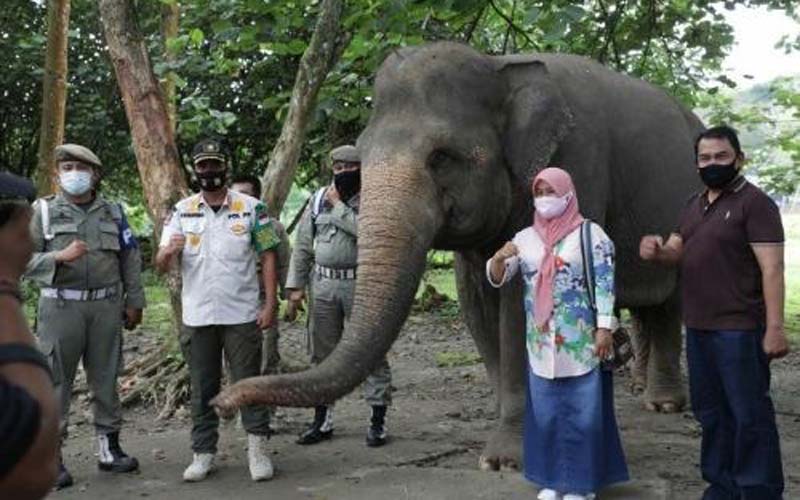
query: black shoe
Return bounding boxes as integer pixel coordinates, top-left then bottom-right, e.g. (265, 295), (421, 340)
(97, 432), (139, 473)
(296, 406), (333, 445)
(56, 460), (74, 490)
(366, 405), (388, 447)
(296, 426), (333, 445)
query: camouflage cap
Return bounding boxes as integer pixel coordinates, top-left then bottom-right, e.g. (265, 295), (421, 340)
(192, 138), (228, 165)
(54, 144), (103, 169)
(0, 171), (36, 203)
(330, 145), (360, 164)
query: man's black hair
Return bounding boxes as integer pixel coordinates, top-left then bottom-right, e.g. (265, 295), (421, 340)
(230, 173), (262, 198)
(694, 125), (743, 159)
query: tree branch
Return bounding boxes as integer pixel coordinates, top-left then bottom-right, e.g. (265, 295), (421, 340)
(462, 5), (486, 44)
(487, 0), (538, 51)
(261, 0), (349, 218)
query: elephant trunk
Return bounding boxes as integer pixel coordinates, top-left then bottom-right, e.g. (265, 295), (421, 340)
(212, 159), (440, 412)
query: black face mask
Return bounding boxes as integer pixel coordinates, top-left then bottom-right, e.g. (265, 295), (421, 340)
(196, 170), (227, 192)
(334, 169), (361, 201)
(698, 161), (738, 189)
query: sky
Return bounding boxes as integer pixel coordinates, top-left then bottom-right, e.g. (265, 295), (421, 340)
(723, 5), (800, 88)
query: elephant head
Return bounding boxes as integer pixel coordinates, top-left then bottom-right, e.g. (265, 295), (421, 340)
(212, 42), (573, 411)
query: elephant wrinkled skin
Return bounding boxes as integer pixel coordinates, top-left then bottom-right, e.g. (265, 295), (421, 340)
(212, 42), (702, 471)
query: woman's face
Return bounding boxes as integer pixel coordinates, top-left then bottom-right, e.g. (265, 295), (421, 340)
(533, 180), (556, 198)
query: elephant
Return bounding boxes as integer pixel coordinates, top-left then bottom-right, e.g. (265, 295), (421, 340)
(212, 41), (703, 470)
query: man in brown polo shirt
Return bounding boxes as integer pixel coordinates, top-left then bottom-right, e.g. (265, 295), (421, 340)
(640, 125), (788, 500)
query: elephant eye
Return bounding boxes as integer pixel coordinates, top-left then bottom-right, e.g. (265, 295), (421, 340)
(427, 149), (454, 171)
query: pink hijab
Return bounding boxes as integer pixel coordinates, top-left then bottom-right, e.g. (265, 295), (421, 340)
(531, 167), (584, 330)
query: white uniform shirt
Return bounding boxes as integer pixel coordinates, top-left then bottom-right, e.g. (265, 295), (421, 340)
(159, 191), (279, 327)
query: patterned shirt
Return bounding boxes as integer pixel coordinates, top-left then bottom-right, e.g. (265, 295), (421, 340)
(159, 190), (280, 327)
(486, 223), (617, 379)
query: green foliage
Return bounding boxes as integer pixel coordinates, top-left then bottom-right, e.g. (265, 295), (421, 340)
(698, 76), (800, 196)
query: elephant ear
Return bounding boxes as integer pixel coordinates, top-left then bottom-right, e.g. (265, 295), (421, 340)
(497, 58), (574, 185)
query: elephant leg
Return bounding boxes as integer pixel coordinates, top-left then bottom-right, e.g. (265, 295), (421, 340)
(454, 251), (523, 471)
(632, 294), (686, 412)
(628, 312), (648, 395)
(478, 278), (525, 471)
(454, 252), (501, 399)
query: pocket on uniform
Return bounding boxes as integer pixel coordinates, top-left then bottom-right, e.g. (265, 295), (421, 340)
(37, 339), (63, 385)
(51, 221), (79, 249)
(317, 225), (338, 243)
(99, 221), (121, 251)
(181, 218), (206, 256)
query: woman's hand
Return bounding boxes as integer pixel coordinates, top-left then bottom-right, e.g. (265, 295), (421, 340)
(489, 242), (519, 284)
(594, 328), (613, 360)
(492, 242), (519, 263)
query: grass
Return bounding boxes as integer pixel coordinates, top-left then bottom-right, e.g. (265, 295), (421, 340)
(140, 272), (178, 345)
(783, 213), (800, 341)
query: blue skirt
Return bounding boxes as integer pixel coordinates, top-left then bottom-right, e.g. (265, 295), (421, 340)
(524, 367), (629, 494)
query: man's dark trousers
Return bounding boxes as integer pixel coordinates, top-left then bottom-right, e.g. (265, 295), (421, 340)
(686, 328), (784, 500)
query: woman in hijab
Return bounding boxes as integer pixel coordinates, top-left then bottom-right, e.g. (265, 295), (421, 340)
(487, 167), (628, 500)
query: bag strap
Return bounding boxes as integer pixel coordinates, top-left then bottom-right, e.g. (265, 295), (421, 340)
(39, 198), (55, 241)
(580, 220), (596, 314)
(310, 187), (327, 242)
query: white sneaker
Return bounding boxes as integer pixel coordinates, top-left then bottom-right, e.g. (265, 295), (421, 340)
(247, 434), (274, 481)
(536, 488), (561, 500)
(182, 453), (215, 482)
(538, 488), (562, 500)
(563, 494), (595, 500)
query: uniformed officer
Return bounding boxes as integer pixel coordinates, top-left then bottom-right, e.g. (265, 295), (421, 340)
(155, 138), (281, 483)
(230, 174), (291, 375)
(25, 144), (146, 489)
(285, 145), (393, 447)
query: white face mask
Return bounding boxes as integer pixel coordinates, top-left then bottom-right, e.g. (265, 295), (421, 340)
(59, 170), (93, 196)
(534, 193), (571, 220)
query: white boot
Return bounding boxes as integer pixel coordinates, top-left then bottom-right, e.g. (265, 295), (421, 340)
(563, 494), (595, 500)
(247, 434), (274, 481)
(182, 453), (215, 482)
(538, 488), (562, 500)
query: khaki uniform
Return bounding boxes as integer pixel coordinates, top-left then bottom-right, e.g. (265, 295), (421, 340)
(286, 189), (392, 406)
(26, 194), (146, 437)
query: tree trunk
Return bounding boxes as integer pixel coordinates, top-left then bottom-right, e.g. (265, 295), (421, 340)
(160, 1), (180, 132)
(98, 0), (188, 332)
(35, 0), (71, 196)
(261, 0), (349, 217)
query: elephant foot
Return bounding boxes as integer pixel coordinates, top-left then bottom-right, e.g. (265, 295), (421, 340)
(478, 424), (522, 472)
(643, 401), (683, 413)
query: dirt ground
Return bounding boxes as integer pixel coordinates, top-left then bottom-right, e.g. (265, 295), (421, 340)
(49, 310), (800, 499)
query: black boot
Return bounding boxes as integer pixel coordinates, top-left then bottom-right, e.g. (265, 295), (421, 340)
(97, 432), (139, 473)
(56, 451), (74, 490)
(366, 405), (388, 447)
(296, 405), (333, 445)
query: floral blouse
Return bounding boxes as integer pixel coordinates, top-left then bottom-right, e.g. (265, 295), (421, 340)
(486, 223), (617, 379)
